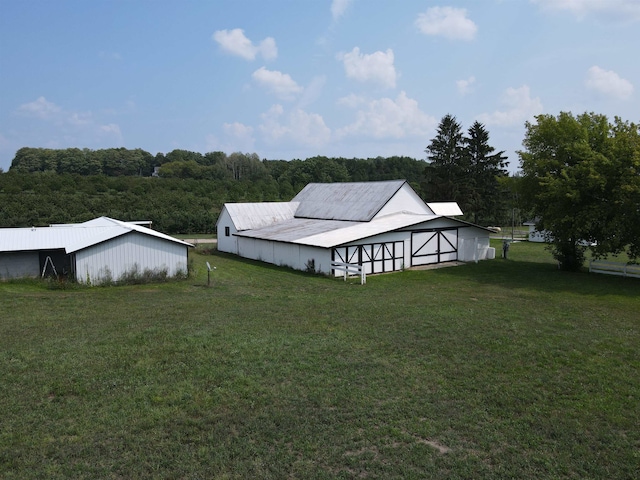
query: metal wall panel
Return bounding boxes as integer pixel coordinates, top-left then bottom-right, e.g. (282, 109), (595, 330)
(75, 232), (188, 284)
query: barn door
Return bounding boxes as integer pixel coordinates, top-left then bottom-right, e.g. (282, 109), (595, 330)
(411, 228), (458, 266)
(332, 242), (404, 275)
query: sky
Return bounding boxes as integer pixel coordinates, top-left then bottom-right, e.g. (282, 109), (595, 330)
(0, 0), (638, 173)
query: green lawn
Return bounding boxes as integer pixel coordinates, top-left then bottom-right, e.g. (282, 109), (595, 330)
(1, 242), (639, 479)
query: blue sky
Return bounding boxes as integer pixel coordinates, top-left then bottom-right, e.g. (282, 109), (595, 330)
(1, 0), (638, 172)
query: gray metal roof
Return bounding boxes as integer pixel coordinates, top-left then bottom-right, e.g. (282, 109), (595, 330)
(291, 180), (406, 221)
(235, 213), (445, 248)
(0, 217), (192, 253)
(221, 202), (299, 231)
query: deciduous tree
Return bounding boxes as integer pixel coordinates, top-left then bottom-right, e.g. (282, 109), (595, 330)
(519, 112), (640, 270)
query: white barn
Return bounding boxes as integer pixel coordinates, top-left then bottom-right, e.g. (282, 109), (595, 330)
(216, 180), (494, 275)
(0, 217), (192, 284)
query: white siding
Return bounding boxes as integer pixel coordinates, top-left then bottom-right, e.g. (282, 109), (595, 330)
(75, 232), (188, 284)
(0, 252), (40, 280)
(375, 183), (433, 217)
(457, 226), (492, 262)
(216, 207), (239, 254)
(236, 237), (331, 273)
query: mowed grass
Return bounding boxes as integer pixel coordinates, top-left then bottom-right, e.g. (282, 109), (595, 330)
(1, 241), (639, 479)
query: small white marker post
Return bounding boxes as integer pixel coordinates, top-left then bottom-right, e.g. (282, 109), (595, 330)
(206, 262), (212, 286)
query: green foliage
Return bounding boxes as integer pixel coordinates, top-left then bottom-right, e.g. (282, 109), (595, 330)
(423, 115), (508, 224)
(10, 147), (156, 176)
(519, 112), (640, 270)
(2, 150), (435, 231)
(116, 264), (169, 285)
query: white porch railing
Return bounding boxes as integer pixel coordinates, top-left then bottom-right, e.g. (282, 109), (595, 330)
(331, 261), (366, 285)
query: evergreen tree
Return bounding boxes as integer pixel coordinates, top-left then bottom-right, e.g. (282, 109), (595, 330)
(423, 115), (507, 222)
(465, 121), (508, 224)
(423, 114), (470, 209)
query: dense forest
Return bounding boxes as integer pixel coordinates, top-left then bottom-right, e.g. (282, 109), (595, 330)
(1, 147), (516, 233)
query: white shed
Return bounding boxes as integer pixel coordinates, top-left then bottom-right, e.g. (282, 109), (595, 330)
(216, 180), (493, 275)
(524, 220), (549, 243)
(0, 217), (192, 284)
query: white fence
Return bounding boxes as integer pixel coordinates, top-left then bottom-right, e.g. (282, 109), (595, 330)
(589, 261), (640, 279)
(331, 261), (366, 285)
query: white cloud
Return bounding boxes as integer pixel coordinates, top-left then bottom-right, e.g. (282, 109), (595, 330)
(16, 96), (61, 120)
(337, 91), (436, 139)
(416, 7), (477, 41)
(252, 67), (303, 100)
(224, 121), (254, 139)
(297, 76), (326, 109)
(476, 85), (543, 127)
(531, 0), (640, 22)
(331, 0), (353, 20)
(259, 104), (331, 147)
(337, 47), (397, 88)
(337, 93), (366, 108)
(212, 28), (277, 61)
(99, 123), (122, 138)
(14, 97), (123, 145)
(585, 66), (634, 99)
(68, 112), (93, 126)
(222, 122), (256, 151)
(456, 76), (476, 95)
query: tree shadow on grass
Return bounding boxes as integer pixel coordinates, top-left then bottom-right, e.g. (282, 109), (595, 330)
(430, 258), (640, 299)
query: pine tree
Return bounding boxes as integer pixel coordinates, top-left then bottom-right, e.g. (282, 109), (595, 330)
(465, 121), (508, 224)
(423, 114), (470, 208)
(423, 115), (507, 222)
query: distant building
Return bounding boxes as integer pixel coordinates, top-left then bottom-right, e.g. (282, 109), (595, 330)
(524, 220), (549, 243)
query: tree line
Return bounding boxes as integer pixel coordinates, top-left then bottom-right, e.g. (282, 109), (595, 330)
(5, 118), (515, 227)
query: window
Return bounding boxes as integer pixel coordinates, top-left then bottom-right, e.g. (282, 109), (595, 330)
(225, 226), (230, 237)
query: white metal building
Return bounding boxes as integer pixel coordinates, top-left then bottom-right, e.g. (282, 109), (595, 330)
(216, 180), (494, 275)
(0, 217), (192, 284)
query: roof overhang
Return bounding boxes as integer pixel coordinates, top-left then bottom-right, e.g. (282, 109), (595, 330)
(234, 212), (491, 249)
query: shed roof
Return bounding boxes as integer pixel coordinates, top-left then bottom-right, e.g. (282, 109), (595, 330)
(221, 202), (299, 231)
(0, 217), (192, 254)
(291, 180), (406, 222)
(426, 202), (463, 216)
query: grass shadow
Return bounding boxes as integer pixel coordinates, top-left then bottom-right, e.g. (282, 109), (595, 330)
(431, 255), (640, 299)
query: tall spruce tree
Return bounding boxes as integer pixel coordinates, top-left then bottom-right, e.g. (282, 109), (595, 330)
(423, 114), (471, 210)
(423, 115), (507, 223)
(465, 121), (508, 224)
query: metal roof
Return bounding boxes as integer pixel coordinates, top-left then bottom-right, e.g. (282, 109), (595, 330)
(221, 202), (299, 231)
(426, 202), (463, 216)
(235, 211), (493, 248)
(234, 218), (359, 244)
(291, 180), (406, 221)
(296, 213), (440, 247)
(236, 213), (444, 248)
(0, 217), (192, 253)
